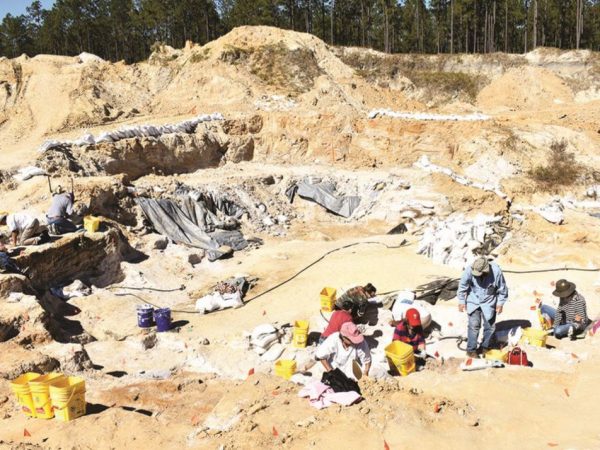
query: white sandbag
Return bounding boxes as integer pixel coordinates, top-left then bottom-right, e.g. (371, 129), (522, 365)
(13, 166), (47, 181)
(391, 297), (432, 329)
(195, 292), (243, 314)
(78, 52), (104, 64)
(261, 343), (285, 361)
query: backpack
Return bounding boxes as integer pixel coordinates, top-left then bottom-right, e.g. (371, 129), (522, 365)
(507, 347), (529, 366)
(321, 368), (361, 394)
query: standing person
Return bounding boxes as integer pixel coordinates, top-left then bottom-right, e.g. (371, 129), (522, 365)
(392, 308), (426, 356)
(335, 283), (377, 319)
(0, 212), (45, 246)
(315, 322), (371, 381)
(457, 257), (508, 358)
(320, 300), (354, 344)
(540, 279), (589, 339)
(46, 186), (77, 235)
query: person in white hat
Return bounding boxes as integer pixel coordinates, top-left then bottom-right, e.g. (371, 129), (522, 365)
(457, 257), (508, 358)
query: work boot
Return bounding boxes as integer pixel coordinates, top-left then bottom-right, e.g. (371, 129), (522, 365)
(466, 351), (479, 359)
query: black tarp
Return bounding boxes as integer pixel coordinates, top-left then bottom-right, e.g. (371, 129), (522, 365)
(286, 181), (361, 218)
(136, 195), (248, 261)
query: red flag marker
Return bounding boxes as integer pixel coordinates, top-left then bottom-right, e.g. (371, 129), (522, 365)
(247, 368), (255, 377)
(448, 322), (453, 327)
(466, 358), (473, 366)
(564, 388), (570, 397)
(262, 310), (267, 316)
(23, 429), (31, 437)
(272, 426), (279, 437)
(434, 351), (440, 358)
(384, 440), (390, 450)
(433, 403), (441, 413)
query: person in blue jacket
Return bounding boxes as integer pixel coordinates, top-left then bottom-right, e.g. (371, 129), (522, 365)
(457, 257), (508, 358)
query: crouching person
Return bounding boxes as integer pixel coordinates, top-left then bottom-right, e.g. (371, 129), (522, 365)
(0, 212), (45, 246)
(46, 186), (77, 235)
(392, 308), (426, 358)
(315, 322), (371, 381)
(541, 279), (590, 339)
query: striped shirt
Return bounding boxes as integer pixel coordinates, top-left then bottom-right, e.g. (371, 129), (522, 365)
(335, 286), (369, 310)
(393, 321), (425, 351)
(554, 292), (589, 332)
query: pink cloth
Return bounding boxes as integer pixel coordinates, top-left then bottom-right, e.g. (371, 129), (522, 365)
(298, 381), (361, 410)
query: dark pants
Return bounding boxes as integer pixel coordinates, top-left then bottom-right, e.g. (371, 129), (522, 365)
(48, 217), (77, 234)
(467, 308), (496, 352)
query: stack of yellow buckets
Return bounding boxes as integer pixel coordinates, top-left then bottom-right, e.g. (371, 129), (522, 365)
(9, 372), (86, 421)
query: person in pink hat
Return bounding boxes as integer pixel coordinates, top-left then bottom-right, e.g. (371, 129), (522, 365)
(315, 322), (371, 380)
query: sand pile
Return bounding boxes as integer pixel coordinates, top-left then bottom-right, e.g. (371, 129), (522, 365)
(477, 66), (574, 112)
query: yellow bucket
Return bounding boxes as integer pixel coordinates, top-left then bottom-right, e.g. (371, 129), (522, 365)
(320, 287), (337, 312)
(29, 373), (65, 419)
(385, 341), (415, 376)
(10, 372), (41, 418)
(274, 359), (297, 380)
(292, 320), (309, 348)
(83, 215), (100, 233)
(520, 328), (548, 347)
(485, 348), (509, 362)
(49, 376), (86, 422)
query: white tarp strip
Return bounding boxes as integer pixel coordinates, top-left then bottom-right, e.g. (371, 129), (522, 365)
(37, 113), (225, 153)
(414, 155), (509, 200)
(368, 109), (490, 121)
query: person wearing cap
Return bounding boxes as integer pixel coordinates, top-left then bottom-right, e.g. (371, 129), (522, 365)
(457, 257), (508, 358)
(335, 283), (377, 320)
(392, 308), (426, 356)
(46, 186), (77, 235)
(0, 212), (45, 246)
(540, 279), (589, 339)
(319, 299), (354, 344)
(315, 322), (371, 381)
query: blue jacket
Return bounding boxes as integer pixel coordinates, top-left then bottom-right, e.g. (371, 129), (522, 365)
(457, 261), (508, 320)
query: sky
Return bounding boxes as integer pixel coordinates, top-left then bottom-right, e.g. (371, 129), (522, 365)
(0, 0), (56, 19)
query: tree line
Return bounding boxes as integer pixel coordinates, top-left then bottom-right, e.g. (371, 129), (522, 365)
(1, 0), (599, 62)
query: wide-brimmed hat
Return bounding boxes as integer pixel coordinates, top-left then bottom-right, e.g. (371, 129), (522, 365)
(552, 279), (576, 298)
(472, 257), (490, 276)
(340, 322), (364, 344)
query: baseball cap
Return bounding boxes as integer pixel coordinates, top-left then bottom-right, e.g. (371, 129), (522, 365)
(405, 308), (422, 327)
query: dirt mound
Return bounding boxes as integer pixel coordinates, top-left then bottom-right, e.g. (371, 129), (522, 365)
(477, 66), (574, 112)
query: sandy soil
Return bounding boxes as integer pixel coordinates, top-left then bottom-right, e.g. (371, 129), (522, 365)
(1, 26), (600, 450)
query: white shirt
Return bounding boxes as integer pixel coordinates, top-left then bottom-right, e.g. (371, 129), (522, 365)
(315, 332), (371, 380)
(7, 213), (36, 232)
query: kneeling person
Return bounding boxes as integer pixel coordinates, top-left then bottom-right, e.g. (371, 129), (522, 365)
(315, 322), (371, 380)
(392, 308), (426, 356)
(0, 212), (44, 246)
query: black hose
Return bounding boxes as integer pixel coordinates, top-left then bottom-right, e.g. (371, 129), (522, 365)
(115, 239), (409, 314)
(107, 285), (186, 293)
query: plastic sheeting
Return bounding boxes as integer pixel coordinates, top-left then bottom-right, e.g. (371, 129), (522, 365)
(286, 181), (361, 218)
(37, 113), (224, 153)
(136, 194), (248, 261)
(417, 213), (506, 268)
(368, 109), (490, 121)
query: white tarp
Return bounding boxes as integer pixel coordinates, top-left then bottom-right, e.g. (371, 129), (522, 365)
(368, 109), (490, 121)
(37, 113), (225, 153)
(414, 155), (509, 200)
(417, 213), (504, 268)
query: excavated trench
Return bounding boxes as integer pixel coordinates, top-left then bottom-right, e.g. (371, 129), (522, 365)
(36, 116), (262, 180)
